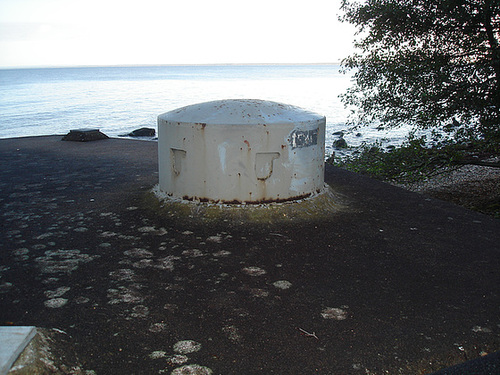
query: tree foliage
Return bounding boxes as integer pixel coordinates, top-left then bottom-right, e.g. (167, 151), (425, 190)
(340, 0), (500, 139)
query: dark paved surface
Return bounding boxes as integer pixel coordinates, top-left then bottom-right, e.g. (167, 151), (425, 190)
(1, 136), (499, 374)
(429, 350), (500, 375)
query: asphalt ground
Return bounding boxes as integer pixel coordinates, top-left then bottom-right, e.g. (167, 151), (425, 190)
(0, 136), (499, 374)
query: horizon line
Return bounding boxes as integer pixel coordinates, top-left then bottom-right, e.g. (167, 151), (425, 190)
(0, 62), (343, 70)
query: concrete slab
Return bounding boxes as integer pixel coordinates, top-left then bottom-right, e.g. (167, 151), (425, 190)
(0, 327), (36, 375)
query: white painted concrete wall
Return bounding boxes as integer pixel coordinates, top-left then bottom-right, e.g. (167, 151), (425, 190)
(158, 99), (325, 203)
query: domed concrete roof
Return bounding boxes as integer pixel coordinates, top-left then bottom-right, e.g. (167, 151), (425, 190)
(158, 99), (324, 125)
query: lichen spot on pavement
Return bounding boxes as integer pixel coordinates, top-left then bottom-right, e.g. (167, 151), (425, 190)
(241, 266), (267, 276)
(170, 364), (213, 375)
(44, 297), (68, 308)
(172, 340), (202, 354)
(165, 354), (189, 365)
(321, 306), (349, 320)
(272, 280), (292, 289)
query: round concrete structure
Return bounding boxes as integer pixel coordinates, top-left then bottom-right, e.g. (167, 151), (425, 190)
(157, 99), (326, 204)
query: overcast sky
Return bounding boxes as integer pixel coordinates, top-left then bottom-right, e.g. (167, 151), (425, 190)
(0, 0), (356, 68)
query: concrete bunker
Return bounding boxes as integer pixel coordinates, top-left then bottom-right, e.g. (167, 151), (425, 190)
(157, 99), (326, 204)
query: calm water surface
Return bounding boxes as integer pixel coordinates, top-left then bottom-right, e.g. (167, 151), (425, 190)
(0, 64), (411, 157)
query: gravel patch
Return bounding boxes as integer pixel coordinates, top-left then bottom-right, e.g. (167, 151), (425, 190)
(393, 163), (500, 216)
(394, 163), (500, 193)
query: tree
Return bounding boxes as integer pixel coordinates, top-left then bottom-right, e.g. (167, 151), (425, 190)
(340, 0), (500, 140)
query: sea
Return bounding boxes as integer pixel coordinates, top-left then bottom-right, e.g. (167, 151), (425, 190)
(0, 64), (412, 158)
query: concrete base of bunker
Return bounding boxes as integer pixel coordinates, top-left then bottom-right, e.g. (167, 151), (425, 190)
(149, 184), (349, 225)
